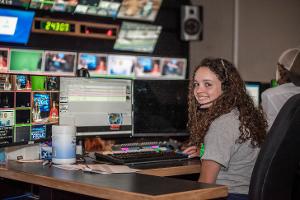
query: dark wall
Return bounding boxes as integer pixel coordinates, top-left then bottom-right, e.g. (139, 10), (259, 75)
(1, 0), (190, 59)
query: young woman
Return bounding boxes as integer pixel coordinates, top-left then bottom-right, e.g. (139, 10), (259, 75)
(183, 58), (267, 199)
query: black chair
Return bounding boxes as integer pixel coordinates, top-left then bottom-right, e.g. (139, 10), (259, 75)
(249, 93), (300, 200)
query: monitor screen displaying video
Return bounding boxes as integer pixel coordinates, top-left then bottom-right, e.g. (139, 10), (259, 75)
(107, 55), (136, 77)
(74, 0), (121, 18)
(161, 58), (187, 79)
(31, 124), (47, 140)
(0, 48), (9, 73)
(30, 0), (55, 10)
(78, 53), (108, 76)
(0, 8), (35, 44)
(114, 22), (162, 53)
(44, 51), (76, 76)
(0, 0), (31, 8)
(52, 0), (78, 12)
(245, 82), (261, 107)
(135, 56), (161, 77)
(117, 0), (163, 21)
(9, 49), (43, 74)
(59, 77), (133, 137)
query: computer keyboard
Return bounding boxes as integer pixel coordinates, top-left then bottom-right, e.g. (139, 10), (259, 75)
(94, 150), (189, 165)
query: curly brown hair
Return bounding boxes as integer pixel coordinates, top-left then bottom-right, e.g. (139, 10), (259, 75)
(188, 58), (267, 147)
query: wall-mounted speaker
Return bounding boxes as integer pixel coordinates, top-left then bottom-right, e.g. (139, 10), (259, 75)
(180, 5), (203, 41)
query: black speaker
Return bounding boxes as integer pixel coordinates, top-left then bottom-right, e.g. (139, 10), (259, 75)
(180, 5), (203, 41)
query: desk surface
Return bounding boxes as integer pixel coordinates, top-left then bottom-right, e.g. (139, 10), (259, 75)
(0, 161), (227, 200)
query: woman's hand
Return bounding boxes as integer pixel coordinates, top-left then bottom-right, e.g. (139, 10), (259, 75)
(182, 146), (200, 158)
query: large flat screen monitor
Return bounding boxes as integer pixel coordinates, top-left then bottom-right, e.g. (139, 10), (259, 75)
(59, 77), (133, 137)
(44, 51), (77, 76)
(0, 8), (35, 44)
(245, 81), (261, 107)
(113, 22), (162, 53)
(78, 53), (108, 76)
(133, 79), (189, 137)
(117, 0), (163, 22)
(9, 49), (43, 74)
(107, 55), (136, 77)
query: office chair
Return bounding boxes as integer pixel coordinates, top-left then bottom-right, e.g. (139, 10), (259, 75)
(249, 93), (300, 200)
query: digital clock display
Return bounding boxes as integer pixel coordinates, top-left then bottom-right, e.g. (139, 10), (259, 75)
(37, 21), (75, 32)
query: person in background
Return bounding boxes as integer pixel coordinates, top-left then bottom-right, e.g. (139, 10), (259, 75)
(183, 58), (267, 200)
(261, 47), (300, 130)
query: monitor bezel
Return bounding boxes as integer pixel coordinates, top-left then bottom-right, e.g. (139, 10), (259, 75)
(8, 48), (44, 75)
(43, 50), (77, 77)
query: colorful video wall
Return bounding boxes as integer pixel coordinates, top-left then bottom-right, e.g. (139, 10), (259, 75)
(0, 47), (187, 79)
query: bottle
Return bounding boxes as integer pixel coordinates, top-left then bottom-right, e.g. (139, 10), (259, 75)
(4, 76), (11, 90)
(49, 101), (58, 121)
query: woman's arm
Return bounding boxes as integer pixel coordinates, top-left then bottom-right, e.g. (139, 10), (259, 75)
(198, 160), (221, 184)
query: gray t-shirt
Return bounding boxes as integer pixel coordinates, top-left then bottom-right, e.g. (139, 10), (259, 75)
(202, 109), (259, 194)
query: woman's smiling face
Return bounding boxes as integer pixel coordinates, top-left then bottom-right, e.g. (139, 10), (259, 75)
(193, 67), (223, 108)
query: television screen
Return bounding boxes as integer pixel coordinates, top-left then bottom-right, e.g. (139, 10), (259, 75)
(0, 48), (9, 73)
(16, 75), (28, 89)
(133, 79), (189, 136)
(0, 110), (14, 127)
(31, 124), (47, 140)
(117, 0), (163, 22)
(34, 93), (50, 112)
(44, 51), (76, 76)
(161, 58), (187, 79)
(78, 53), (107, 76)
(51, 0), (78, 12)
(107, 55), (136, 77)
(74, 0), (121, 18)
(0, 127), (13, 146)
(135, 56), (161, 77)
(9, 49), (43, 74)
(113, 22), (162, 53)
(245, 82), (261, 107)
(0, 8), (35, 44)
(15, 126), (30, 142)
(0, 0), (31, 8)
(30, 0), (55, 10)
(59, 77), (133, 137)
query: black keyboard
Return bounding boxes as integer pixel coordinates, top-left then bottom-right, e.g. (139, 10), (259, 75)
(94, 151), (188, 165)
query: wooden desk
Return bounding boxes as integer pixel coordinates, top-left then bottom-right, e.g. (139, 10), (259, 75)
(0, 161), (226, 200)
(136, 159), (201, 177)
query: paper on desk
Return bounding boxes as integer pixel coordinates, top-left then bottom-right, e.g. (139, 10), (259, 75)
(54, 164), (139, 174)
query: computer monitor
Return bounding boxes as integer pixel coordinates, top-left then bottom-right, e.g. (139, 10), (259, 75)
(113, 22), (162, 53)
(107, 55), (136, 77)
(135, 56), (162, 78)
(44, 51), (77, 76)
(133, 79), (189, 137)
(78, 53), (108, 76)
(0, 8), (35, 44)
(30, 0), (55, 10)
(59, 77), (133, 137)
(51, 0), (78, 12)
(117, 0), (163, 22)
(161, 58), (187, 79)
(9, 49), (43, 74)
(245, 81), (261, 107)
(0, 48), (9, 73)
(33, 93), (50, 121)
(0, 0), (31, 8)
(74, 0), (121, 18)
(31, 124), (47, 140)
